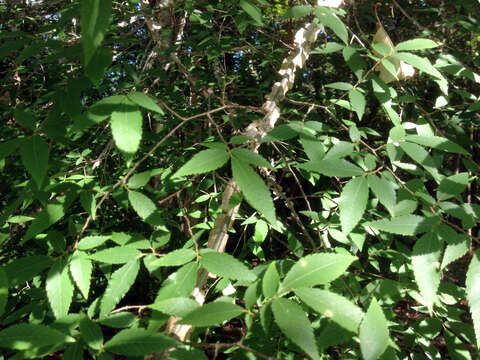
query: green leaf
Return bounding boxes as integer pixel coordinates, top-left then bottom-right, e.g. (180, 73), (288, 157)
(81, 0), (112, 65)
(14, 108), (36, 131)
(200, 250), (257, 282)
(339, 176), (369, 235)
(325, 82), (353, 90)
(127, 91), (164, 115)
(395, 38), (441, 51)
(127, 170), (152, 189)
(231, 148), (273, 169)
(367, 175), (396, 214)
(348, 89), (366, 120)
(399, 141), (443, 182)
(271, 297), (320, 360)
(150, 297), (200, 317)
(174, 148), (230, 178)
(283, 5), (312, 19)
(359, 298), (389, 360)
(295, 287), (364, 333)
(281, 253), (356, 290)
(366, 215), (435, 236)
(178, 301), (244, 327)
(239, 0), (263, 26)
(149, 249), (196, 267)
(153, 262), (199, 301)
(85, 47), (112, 84)
(78, 235), (110, 250)
(324, 141), (354, 160)
(23, 197), (68, 243)
(110, 98), (143, 155)
(0, 138), (23, 161)
(70, 252), (92, 299)
(97, 312), (138, 328)
(89, 247), (140, 264)
(315, 6), (348, 44)
(46, 259), (74, 319)
(5, 255), (53, 287)
(63, 341), (84, 360)
(466, 250), (480, 348)
(298, 158), (364, 177)
(412, 233), (442, 312)
(128, 191), (156, 220)
(80, 316), (103, 350)
(0, 324), (73, 350)
(262, 261), (279, 298)
(232, 157), (276, 224)
(437, 172), (469, 201)
(100, 259), (140, 317)
(20, 135), (49, 188)
(393, 52), (446, 81)
(73, 95), (124, 132)
(104, 328), (177, 356)
(80, 191), (96, 220)
(441, 234), (470, 270)
(0, 266), (8, 317)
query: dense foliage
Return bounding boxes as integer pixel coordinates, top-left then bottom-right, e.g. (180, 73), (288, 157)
(0, 0), (480, 359)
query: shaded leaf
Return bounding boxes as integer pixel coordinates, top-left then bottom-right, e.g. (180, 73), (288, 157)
(315, 6), (348, 44)
(5, 255), (53, 287)
(20, 135), (49, 188)
(178, 301), (244, 327)
(284, 5), (312, 19)
(348, 89), (366, 120)
(81, 0), (112, 65)
(104, 328), (177, 356)
(80, 316), (103, 350)
(0, 324), (73, 350)
(150, 297), (200, 317)
(128, 91), (164, 114)
(0, 266), (8, 317)
(367, 174), (396, 214)
(437, 172), (469, 200)
(231, 148), (272, 169)
(239, 0), (263, 26)
(89, 247), (140, 264)
(298, 158), (363, 177)
(466, 250), (480, 348)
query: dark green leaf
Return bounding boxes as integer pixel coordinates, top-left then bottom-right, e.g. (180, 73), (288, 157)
(239, 0), (263, 26)
(0, 324), (73, 350)
(5, 255), (53, 287)
(20, 135), (49, 188)
(366, 215), (436, 236)
(128, 91), (164, 115)
(178, 301), (244, 327)
(299, 158), (363, 177)
(81, 0), (112, 65)
(80, 316), (103, 350)
(262, 261), (279, 298)
(284, 5), (312, 19)
(0, 266), (8, 317)
(466, 250), (480, 348)
(315, 6), (348, 44)
(104, 328), (177, 356)
(200, 250), (257, 282)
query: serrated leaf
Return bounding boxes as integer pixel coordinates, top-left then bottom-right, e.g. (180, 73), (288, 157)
(89, 247), (140, 264)
(244, 281), (259, 310)
(100, 259), (140, 317)
(393, 52), (446, 82)
(46, 259), (74, 319)
(325, 82), (353, 90)
(174, 148), (230, 178)
(5, 255), (53, 287)
(110, 99), (142, 155)
(348, 89), (366, 120)
(153, 262), (199, 301)
(127, 91), (164, 114)
(295, 287), (363, 333)
(323, 141), (354, 160)
(232, 157), (276, 224)
(262, 261), (279, 298)
(284, 5), (312, 19)
(78, 235), (111, 250)
(23, 197), (68, 243)
(399, 141), (443, 182)
(239, 0), (263, 26)
(70, 252), (92, 299)
(127, 170), (152, 189)
(339, 176), (368, 235)
(104, 328), (177, 356)
(150, 297), (200, 317)
(178, 301), (244, 327)
(231, 148), (273, 169)
(359, 298), (389, 360)
(315, 6), (348, 44)
(0, 324), (73, 350)
(149, 248), (196, 267)
(80, 191), (96, 220)
(200, 250), (257, 282)
(80, 316), (103, 350)
(281, 253), (356, 290)
(85, 46), (112, 84)
(412, 233), (442, 312)
(272, 297), (320, 360)
(441, 234), (470, 270)
(299, 158), (363, 177)
(81, 0), (112, 65)
(368, 174), (396, 211)
(73, 95), (124, 132)
(466, 250), (480, 348)
(63, 341), (84, 360)
(20, 135), (49, 188)
(98, 312), (138, 328)
(437, 172), (469, 201)
(0, 267), (8, 317)
(366, 215), (434, 236)
(128, 191), (156, 220)
(395, 38), (441, 52)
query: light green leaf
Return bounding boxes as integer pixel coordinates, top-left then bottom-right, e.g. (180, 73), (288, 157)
(283, 5), (312, 19)
(281, 253), (356, 290)
(127, 171), (152, 189)
(80, 191), (96, 220)
(325, 82), (353, 90)
(78, 235), (111, 250)
(149, 248), (196, 267)
(466, 250), (480, 348)
(0, 324), (73, 350)
(239, 0), (263, 26)
(311, 42), (344, 54)
(400, 141), (443, 182)
(298, 159), (363, 177)
(232, 157), (276, 224)
(174, 148), (230, 178)
(178, 301), (244, 327)
(262, 261), (279, 298)
(359, 298), (389, 360)
(244, 281), (259, 310)
(324, 141), (354, 160)
(393, 52), (446, 81)
(89, 247), (140, 264)
(100, 259), (140, 317)
(128, 191), (156, 220)
(5, 255), (53, 287)
(437, 172), (469, 200)
(200, 250), (257, 282)
(339, 176), (368, 235)
(20, 135), (49, 188)
(0, 267), (8, 317)
(231, 148), (273, 169)
(412, 233), (442, 312)
(295, 287), (364, 333)
(272, 297), (320, 360)
(80, 316), (103, 350)
(441, 234), (470, 270)
(395, 38), (441, 52)
(46, 259), (74, 319)
(81, 0), (112, 65)
(366, 215), (434, 236)
(153, 262), (199, 301)
(150, 297), (200, 317)
(104, 328), (177, 356)
(315, 6), (348, 44)
(127, 91), (164, 115)
(348, 89), (366, 120)
(110, 99), (143, 155)
(367, 175), (396, 214)
(70, 252), (92, 299)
